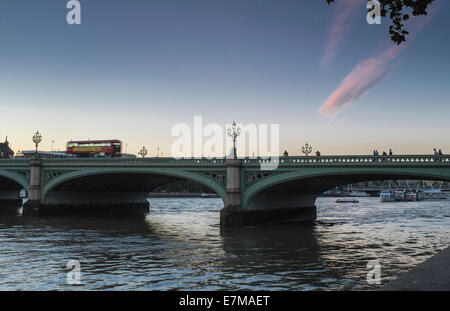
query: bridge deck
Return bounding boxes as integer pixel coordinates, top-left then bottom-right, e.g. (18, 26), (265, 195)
(1, 154), (448, 167)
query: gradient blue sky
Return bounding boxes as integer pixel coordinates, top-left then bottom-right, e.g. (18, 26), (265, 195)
(0, 0), (449, 155)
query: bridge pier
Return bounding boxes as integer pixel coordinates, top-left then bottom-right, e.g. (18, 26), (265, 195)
(220, 159), (317, 227)
(37, 202), (150, 217)
(245, 194), (317, 225)
(220, 159), (246, 227)
(22, 156), (42, 216)
(39, 191), (150, 217)
(221, 194), (317, 227)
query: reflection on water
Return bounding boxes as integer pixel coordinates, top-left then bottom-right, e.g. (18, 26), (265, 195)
(0, 197), (448, 290)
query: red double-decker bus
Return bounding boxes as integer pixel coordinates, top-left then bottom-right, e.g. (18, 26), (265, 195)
(66, 140), (122, 158)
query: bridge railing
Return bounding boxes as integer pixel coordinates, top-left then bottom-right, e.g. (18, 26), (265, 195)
(0, 159), (30, 167)
(242, 155), (450, 167)
(41, 157), (228, 166)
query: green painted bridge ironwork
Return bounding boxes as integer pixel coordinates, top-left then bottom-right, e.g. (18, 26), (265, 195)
(1, 155), (450, 226)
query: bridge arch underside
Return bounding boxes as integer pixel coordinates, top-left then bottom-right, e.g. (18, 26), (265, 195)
(243, 169), (450, 225)
(0, 175), (23, 212)
(41, 171), (225, 216)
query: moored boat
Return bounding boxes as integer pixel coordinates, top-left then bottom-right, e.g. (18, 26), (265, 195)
(418, 189), (447, 200)
(380, 190), (405, 202)
(405, 191), (417, 201)
(347, 190), (370, 197)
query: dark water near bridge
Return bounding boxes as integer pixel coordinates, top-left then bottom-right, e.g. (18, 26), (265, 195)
(0, 197), (449, 290)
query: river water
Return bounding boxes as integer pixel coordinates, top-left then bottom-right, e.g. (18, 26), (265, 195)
(0, 197), (448, 290)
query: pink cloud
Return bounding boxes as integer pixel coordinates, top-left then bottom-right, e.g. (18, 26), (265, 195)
(320, 0), (361, 70)
(319, 2), (442, 117)
(319, 44), (403, 117)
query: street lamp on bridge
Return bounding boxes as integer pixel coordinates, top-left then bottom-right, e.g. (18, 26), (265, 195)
(138, 146), (148, 158)
(32, 131), (42, 153)
(301, 142), (312, 156)
(227, 121), (241, 159)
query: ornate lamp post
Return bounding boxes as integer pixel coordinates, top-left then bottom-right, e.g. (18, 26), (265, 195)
(227, 121), (241, 159)
(138, 146), (148, 158)
(32, 131), (42, 153)
(301, 142), (312, 156)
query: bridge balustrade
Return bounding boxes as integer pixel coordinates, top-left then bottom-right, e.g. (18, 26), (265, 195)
(242, 155), (450, 166)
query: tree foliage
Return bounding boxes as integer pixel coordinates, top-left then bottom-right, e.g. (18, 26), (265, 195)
(326, 0), (435, 44)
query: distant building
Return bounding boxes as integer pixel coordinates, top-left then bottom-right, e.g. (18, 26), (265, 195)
(0, 137), (14, 158)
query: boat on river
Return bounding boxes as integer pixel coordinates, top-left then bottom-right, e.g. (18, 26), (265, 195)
(405, 191), (417, 201)
(336, 198), (359, 203)
(417, 189), (447, 200)
(347, 190), (370, 197)
(380, 190), (405, 202)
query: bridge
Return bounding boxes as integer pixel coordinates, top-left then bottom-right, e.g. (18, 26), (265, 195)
(1, 154), (450, 227)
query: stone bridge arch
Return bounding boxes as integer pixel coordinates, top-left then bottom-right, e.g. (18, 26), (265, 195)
(0, 170), (29, 191)
(242, 167), (450, 211)
(41, 167), (227, 205)
(0, 169), (29, 213)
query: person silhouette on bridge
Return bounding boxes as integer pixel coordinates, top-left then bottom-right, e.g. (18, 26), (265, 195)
(315, 150), (321, 156)
(389, 149), (393, 155)
(438, 149), (443, 162)
(283, 150), (289, 157)
(434, 148), (439, 156)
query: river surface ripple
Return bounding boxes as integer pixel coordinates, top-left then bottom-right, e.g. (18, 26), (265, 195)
(0, 197), (448, 290)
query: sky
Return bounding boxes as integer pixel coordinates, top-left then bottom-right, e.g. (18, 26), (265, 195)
(0, 0), (449, 156)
